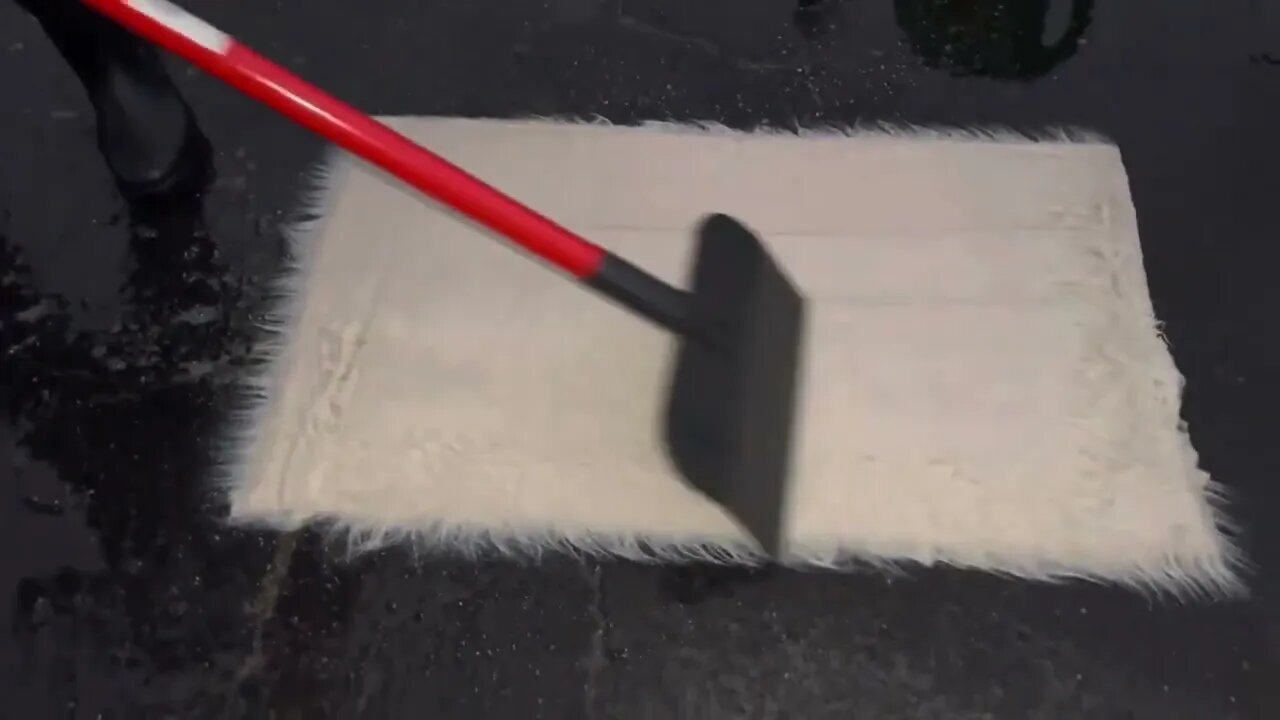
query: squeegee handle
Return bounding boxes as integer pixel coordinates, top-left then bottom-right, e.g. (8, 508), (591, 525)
(83, 0), (686, 324)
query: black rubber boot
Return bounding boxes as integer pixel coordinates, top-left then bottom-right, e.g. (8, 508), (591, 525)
(14, 0), (213, 200)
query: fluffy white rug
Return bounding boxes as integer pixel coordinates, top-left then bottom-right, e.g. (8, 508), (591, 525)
(219, 116), (1243, 598)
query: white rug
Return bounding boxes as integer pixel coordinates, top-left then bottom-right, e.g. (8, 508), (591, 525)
(219, 116), (1244, 598)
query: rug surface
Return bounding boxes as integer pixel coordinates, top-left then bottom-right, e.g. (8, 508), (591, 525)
(221, 116), (1242, 598)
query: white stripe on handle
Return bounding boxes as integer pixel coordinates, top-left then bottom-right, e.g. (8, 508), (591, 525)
(125, 0), (232, 53)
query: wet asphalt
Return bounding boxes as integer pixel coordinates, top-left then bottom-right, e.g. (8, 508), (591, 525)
(3, 0), (1279, 717)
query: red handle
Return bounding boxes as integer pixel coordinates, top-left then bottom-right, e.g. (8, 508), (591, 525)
(82, 0), (607, 279)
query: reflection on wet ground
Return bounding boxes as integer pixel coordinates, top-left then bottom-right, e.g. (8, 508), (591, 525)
(894, 0), (1093, 80)
(3, 188), (266, 714)
(3, 0), (1278, 716)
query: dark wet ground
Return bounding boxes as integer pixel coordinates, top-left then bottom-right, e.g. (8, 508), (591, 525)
(3, 0), (1279, 717)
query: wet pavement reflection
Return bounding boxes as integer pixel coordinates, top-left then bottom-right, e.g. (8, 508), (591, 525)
(894, 0), (1093, 80)
(3, 0), (1278, 717)
(3, 186), (270, 715)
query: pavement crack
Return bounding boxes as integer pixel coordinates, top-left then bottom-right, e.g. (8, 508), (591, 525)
(219, 529), (301, 716)
(615, 14), (792, 72)
(617, 13), (721, 55)
(581, 560), (608, 720)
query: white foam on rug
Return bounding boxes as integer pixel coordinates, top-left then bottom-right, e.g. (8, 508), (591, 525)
(218, 116), (1244, 598)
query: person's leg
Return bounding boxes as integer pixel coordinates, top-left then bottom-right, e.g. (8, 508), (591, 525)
(13, 0), (212, 199)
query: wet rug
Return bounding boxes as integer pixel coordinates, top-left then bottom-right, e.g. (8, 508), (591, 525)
(219, 116), (1243, 598)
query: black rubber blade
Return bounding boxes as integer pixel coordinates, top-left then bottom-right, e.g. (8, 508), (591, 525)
(664, 213), (806, 556)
